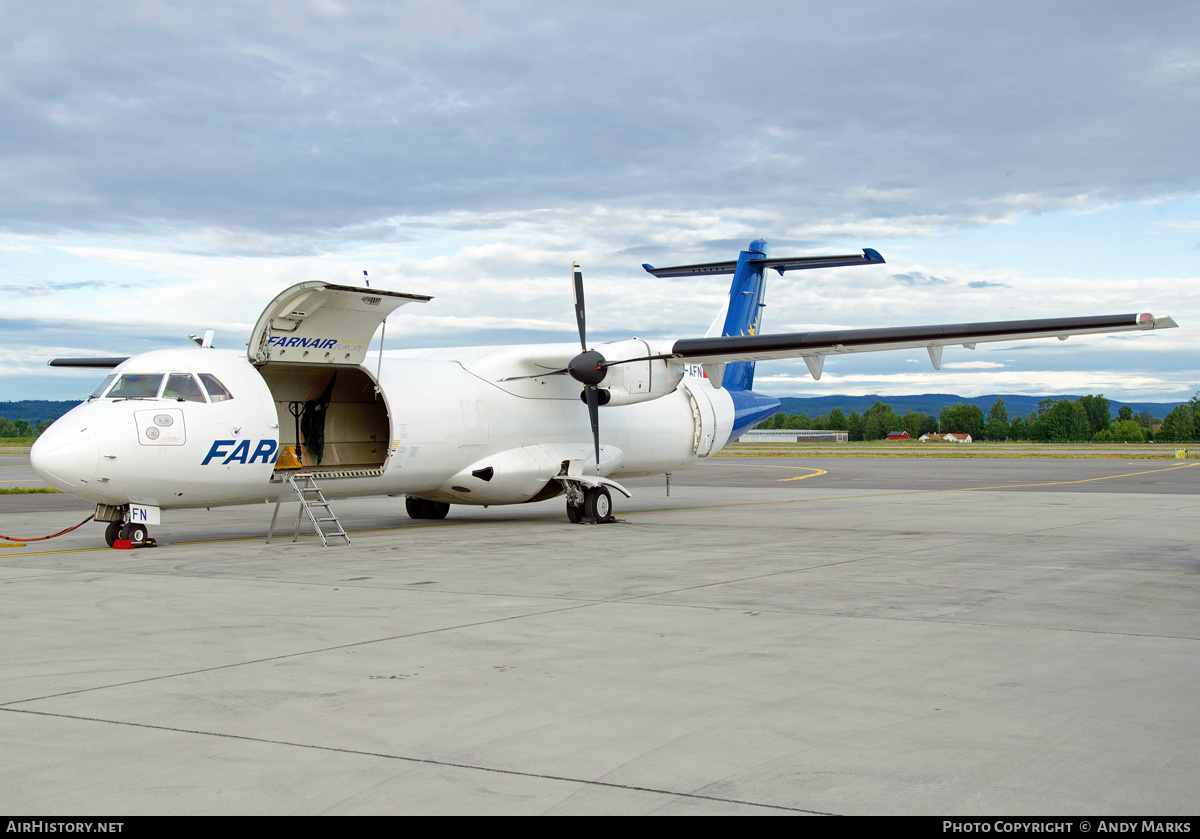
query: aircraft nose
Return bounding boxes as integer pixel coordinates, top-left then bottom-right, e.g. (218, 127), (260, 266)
(30, 423), (99, 491)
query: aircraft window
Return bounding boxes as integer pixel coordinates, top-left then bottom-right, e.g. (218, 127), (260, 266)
(107, 373), (165, 399)
(89, 374), (117, 400)
(199, 374), (233, 402)
(163, 373), (207, 403)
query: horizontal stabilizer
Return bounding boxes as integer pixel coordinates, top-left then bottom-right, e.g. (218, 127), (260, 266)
(642, 248), (884, 278)
(751, 248), (885, 274)
(48, 357), (130, 368)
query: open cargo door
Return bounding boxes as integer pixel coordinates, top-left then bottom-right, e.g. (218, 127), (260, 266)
(249, 282), (431, 366)
(249, 282), (431, 477)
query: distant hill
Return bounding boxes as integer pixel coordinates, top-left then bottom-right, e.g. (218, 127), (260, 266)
(774, 393), (1187, 419)
(0, 400), (81, 425)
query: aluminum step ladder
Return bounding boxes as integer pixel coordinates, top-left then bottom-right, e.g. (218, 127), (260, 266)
(267, 473), (350, 546)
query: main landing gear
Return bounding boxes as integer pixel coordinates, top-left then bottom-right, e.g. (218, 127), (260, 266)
(104, 521), (151, 548)
(405, 496), (450, 520)
(566, 485), (613, 524)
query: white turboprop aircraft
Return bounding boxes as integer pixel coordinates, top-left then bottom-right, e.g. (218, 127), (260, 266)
(31, 239), (1177, 546)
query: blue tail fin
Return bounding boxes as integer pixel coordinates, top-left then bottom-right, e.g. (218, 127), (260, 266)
(641, 240), (886, 444)
(640, 240), (885, 392)
(718, 239), (770, 390)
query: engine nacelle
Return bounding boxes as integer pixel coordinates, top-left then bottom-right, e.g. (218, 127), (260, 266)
(435, 443), (624, 505)
(593, 339), (683, 407)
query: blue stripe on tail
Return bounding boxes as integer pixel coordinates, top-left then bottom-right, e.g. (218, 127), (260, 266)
(727, 387), (781, 442)
(720, 239), (770, 391)
(721, 240), (781, 441)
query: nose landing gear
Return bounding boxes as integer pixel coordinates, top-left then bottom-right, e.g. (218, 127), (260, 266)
(103, 518), (155, 548)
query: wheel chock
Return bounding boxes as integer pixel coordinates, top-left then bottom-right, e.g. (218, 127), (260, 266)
(111, 537), (158, 550)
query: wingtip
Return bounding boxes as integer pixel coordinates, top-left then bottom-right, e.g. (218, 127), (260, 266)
(863, 248), (885, 264)
(1137, 312), (1179, 329)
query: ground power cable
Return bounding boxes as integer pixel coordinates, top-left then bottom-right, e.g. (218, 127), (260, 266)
(1, 514), (94, 543)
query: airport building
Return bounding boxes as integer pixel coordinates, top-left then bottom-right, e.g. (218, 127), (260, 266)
(737, 429), (849, 443)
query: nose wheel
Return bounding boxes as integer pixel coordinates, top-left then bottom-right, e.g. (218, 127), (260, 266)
(121, 522), (149, 543)
(105, 520), (151, 547)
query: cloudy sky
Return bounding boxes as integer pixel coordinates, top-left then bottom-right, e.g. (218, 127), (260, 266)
(2, 1), (1197, 402)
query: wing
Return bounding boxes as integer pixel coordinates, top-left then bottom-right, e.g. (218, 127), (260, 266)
(667, 312), (1177, 378)
(48, 357), (130, 368)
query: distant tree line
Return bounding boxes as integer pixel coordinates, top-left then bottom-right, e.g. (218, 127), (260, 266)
(0, 401), (79, 424)
(758, 393), (1200, 443)
(759, 403), (940, 441)
(1154, 393), (1200, 442)
(0, 417), (54, 439)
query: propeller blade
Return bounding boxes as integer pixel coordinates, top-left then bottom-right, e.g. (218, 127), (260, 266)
(585, 384), (600, 468)
(598, 353), (675, 369)
(571, 260), (602, 470)
(572, 261), (586, 351)
(499, 368), (570, 382)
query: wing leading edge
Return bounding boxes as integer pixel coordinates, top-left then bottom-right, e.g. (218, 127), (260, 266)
(668, 312), (1177, 379)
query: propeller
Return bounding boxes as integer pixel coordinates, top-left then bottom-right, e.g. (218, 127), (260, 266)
(567, 262), (605, 469)
(499, 261), (668, 469)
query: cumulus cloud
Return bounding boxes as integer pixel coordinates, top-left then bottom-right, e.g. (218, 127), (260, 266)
(893, 271), (951, 287)
(2, 3), (1197, 399)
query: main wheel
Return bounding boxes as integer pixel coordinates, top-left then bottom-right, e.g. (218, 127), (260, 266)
(120, 522), (148, 543)
(566, 500), (583, 524)
(105, 521), (122, 547)
(406, 497), (451, 520)
(585, 486), (612, 523)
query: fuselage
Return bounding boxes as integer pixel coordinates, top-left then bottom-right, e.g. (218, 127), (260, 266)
(31, 343), (774, 513)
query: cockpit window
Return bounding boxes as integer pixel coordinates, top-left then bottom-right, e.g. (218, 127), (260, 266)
(89, 373), (117, 400)
(163, 373), (207, 403)
(107, 373), (165, 399)
(199, 374), (233, 402)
